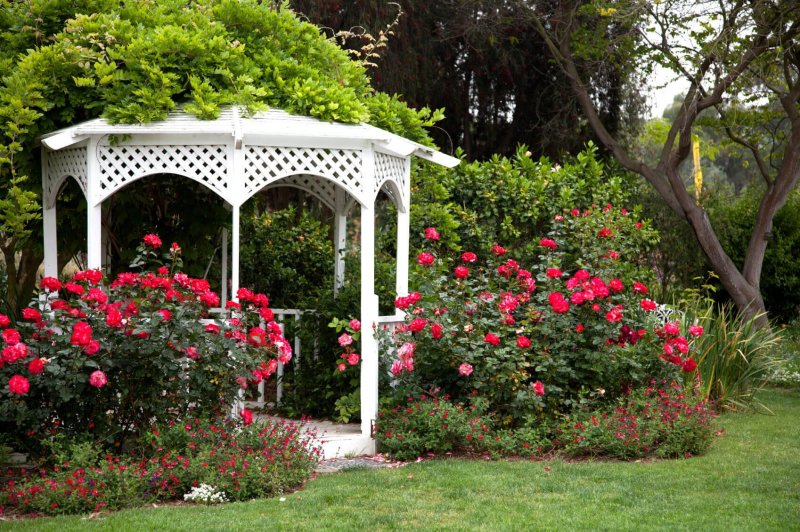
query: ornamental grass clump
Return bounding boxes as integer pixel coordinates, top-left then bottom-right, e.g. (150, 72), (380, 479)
(682, 302), (781, 411)
(0, 235), (291, 452)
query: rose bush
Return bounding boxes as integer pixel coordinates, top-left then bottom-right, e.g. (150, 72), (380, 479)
(0, 236), (291, 451)
(379, 208), (702, 426)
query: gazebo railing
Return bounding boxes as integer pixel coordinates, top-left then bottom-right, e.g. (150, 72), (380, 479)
(241, 308), (307, 410)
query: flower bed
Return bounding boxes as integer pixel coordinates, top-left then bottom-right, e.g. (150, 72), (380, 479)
(1, 417), (320, 515)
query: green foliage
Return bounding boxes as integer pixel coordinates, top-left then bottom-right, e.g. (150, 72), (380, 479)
(375, 395), (494, 461)
(239, 207), (334, 308)
(682, 302), (781, 411)
(333, 389), (361, 424)
(440, 144), (639, 259)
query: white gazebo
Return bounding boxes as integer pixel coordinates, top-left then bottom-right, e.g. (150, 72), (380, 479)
(39, 107), (458, 456)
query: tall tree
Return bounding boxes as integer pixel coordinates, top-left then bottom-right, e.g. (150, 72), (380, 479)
(530, 0), (800, 324)
(291, 0), (645, 160)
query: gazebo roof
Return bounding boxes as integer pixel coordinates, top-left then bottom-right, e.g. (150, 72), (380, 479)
(40, 107), (460, 168)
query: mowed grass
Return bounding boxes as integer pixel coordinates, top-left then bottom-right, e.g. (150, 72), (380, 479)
(4, 389), (799, 531)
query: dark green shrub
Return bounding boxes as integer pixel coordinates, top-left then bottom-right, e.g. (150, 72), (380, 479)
(240, 206), (334, 309)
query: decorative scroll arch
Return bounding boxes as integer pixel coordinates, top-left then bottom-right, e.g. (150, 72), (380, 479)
(243, 145), (365, 208)
(256, 172), (363, 212)
(375, 179), (405, 213)
(94, 144), (232, 206)
(44, 146), (89, 208)
(373, 151), (407, 210)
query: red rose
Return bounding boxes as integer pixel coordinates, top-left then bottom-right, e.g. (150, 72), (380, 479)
(640, 299), (657, 311)
(64, 282), (85, 295)
(546, 268), (563, 279)
(454, 266), (469, 279)
(539, 238), (557, 250)
(156, 309), (172, 321)
(240, 408), (253, 426)
(2, 328), (21, 345)
(347, 353), (360, 366)
(409, 318), (428, 333)
(532, 381), (545, 396)
(458, 363), (473, 377)
(461, 252), (478, 263)
(431, 323), (443, 340)
(40, 277), (62, 292)
(417, 252), (435, 266)
(8, 375), (29, 395)
(28, 358), (45, 375)
(199, 290), (221, 307)
(424, 227), (440, 241)
(484, 333), (501, 346)
(70, 322), (93, 347)
(606, 308), (623, 322)
(143, 234), (162, 248)
(597, 227), (613, 238)
(185, 347), (200, 360)
(689, 325), (704, 337)
(632, 282), (648, 294)
(83, 340), (101, 356)
(548, 292), (570, 314)
(609, 279), (624, 292)
(205, 323), (220, 334)
(516, 336), (531, 349)
(83, 287), (108, 305)
(491, 243), (507, 256)
(682, 358), (698, 373)
(575, 324), (585, 333)
(664, 322), (680, 335)
(106, 309), (124, 328)
(259, 307), (275, 322)
(22, 307), (41, 322)
(89, 370), (108, 388)
(0, 314), (9, 328)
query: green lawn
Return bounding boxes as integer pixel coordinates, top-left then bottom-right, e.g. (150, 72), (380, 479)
(4, 389), (799, 531)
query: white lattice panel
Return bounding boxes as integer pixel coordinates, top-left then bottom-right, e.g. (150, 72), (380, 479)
(374, 152), (406, 199)
(97, 145), (229, 203)
(244, 146), (362, 202)
(263, 174), (338, 210)
(45, 147), (88, 206)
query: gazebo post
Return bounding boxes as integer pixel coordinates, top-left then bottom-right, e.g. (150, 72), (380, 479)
(42, 149), (58, 278)
(395, 208), (410, 299)
(359, 201), (379, 438)
(86, 138), (103, 271)
(333, 188), (348, 296)
(395, 159), (412, 300)
(231, 205), (240, 301)
(42, 205), (58, 278)
(221, 227), (229, 305)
